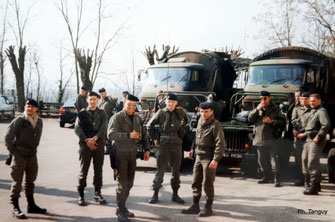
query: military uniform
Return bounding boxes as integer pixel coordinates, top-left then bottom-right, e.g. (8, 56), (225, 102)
(147, 107), (189, 202)
(248, 101), (286, 185)
(75, 94), (88, 111)
(74, 107), (107, 201)
(99, 96), (117, 121)
(107, 110), (150, 214)
(291, 105), (311, 185)
(301, 105), (330, 194)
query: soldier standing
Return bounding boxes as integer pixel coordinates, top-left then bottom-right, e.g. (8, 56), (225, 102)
(181, 102), (225, 217)
(108, 94), (150, 222)
(5, 99), (46, 219)
(98, 88), (117, 121)
(75, 86), (88, 111)
(147, 93), (190, 204)
(74, 91), (108, 206)
(248, 91), (286, 187)
(297, 94), (330, 195)
(291, 92), (311, 186)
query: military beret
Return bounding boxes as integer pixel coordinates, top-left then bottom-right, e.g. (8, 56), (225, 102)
(88, 91), (101, 99)
(199, 101), (213, 109)
(260, 91), (271, 96)
(301, 92), (310, 98)
(98, 88), (106, 93)
(26, 99), (38, 108)
(166, 93), (178, 101)
(126, 94), (139, 102)
(81, 86), (87, 91)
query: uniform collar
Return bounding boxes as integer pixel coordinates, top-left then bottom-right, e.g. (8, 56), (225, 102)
(199, 115), (214, 128)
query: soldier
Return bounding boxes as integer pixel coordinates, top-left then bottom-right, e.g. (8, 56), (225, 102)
(248, 91), (286, 187)
(98, 87), (117, 121)
(75, 86), (88, 111)
(117, 91), (129, 111)
(5, 99), (46, 219)
(108, 94), (150, 222)
(74, 91), (108, 206)
(147, 93), (190, 204)
(291, 92), (311, 186)
(181, 102), (225, 217)
(154, 90), (164, 112)
(297, 94), (330, 195)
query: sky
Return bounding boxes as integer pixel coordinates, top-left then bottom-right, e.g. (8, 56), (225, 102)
(2, 0), (268, 100)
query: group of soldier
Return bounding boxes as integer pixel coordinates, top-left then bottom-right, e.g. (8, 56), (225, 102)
(248, 90), (330, 195)
(4, 87), (226, 222)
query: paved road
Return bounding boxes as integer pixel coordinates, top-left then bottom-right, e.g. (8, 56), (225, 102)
(0, 118), (334, 222)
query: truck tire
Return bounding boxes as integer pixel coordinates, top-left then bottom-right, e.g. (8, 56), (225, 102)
(328, 148), (335, 184)
(60, 121), (65, 128)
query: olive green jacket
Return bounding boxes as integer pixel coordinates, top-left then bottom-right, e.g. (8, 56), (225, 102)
(194, 115), (225, 161)
(108, 110), (150, 152)
(303, 106), (330, 141)
(75, 94), (88, 111)
(99, 96), (116, 120)
(291, 106), (311, 133)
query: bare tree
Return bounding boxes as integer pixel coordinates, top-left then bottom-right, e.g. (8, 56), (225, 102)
(0, 1), (9, 95)
(143, 44), (179, 65)
(32, 51), (41, 102)
(75, 48), (93, 91)
(56, 44), (72, 104)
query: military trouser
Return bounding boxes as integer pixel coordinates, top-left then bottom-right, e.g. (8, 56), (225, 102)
(10, 153), (38, 199)
(116, 150), (137, 207)
(256, 144), (279, 176)
(293, 138), (305, 179)
(302, 138), (325, 184)
(152, 145), (182, 191)
(192, 155), (216, 204)
(77, 142), (105, 192)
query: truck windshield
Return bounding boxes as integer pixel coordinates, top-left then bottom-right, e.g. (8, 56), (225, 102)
(146, 68), (190, 87)
(247, 65), (305, 85)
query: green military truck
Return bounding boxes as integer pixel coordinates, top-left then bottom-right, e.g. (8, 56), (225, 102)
(223, 46), (335, 177)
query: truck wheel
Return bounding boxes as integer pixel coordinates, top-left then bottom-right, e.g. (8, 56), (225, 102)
(328, 148), (335, 184)
(60, 121), (65, 128)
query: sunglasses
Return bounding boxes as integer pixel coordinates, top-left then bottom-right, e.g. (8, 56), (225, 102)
(126, 103), (137, 107)
(260, 97), (268, 101)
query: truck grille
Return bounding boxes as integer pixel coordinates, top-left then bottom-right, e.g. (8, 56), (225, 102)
(223, 129), (251, 152)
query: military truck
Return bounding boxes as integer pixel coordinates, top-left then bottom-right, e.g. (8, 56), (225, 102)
(222, 46), (335, 176)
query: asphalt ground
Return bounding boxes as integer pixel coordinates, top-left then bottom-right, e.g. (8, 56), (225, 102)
(0, 118), (334, 222)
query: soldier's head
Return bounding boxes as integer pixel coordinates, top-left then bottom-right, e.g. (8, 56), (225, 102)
(199, 102), (213, 121)
(299, 92), (310, 107)
(157, 90), (163, 100)
(165, 93), (178, 112)
(99, 88), (107, 99)
(124, 94), (139, 115)
(25, 99), (38, 117)
(260, 91), (271, 107)
(87, 91), (100, 109)
(81, 86), (87, 96)
(309, 93), (321, 109)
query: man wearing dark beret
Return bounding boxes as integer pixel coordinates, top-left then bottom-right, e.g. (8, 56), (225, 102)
(291, 92), (311, 187)
(182, 102), (225, 217)
(5, 99), (46, 219)
(75, 91), (108, 206)
(75, 86), (88, 111)
(108, 94), (150, 221)
(147, 93), (190, 204)
(248, 91), (286, 187)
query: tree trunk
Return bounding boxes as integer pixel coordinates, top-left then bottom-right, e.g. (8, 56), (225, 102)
(75, 49), (93, 92)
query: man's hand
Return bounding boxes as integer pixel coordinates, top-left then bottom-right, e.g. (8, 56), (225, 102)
(256, 103), (265, 111)
(86, 138), (98, 150)
(312, 137), (319, 144)
(189, 149), (194, 159)
(262, 116), (272, 124)
(153, 139), (159, 147)
(209, 160), (218, 169)
(144, 151), (150, 161)
(296, 133), (305, 140)
(292, 130), (298, 138)
(130, 130), (141, 139)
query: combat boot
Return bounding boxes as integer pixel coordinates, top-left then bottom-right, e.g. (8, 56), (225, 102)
(117, 212), (130, 222)
(148, 190), (159, 204)
(172, 190), (185, 204)
(94, 188), (107, 205)
(274, 174), (281, 187)
(116, 206), (135, 218)
(181, 196), (200, 214)
(199, 203), (213, 217)
(78, 191), (86, 206)
(116, 206), (131, 222)
(11, 198), (26, 219)
(304, 174), (310, 188)
(303, 184), (318, 195)
(27, 195), (47, 214)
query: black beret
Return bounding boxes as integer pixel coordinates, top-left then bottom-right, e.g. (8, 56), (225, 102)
(260, 91), (271, 96)
(26, 99), (38, 108)
(166, 93), (178, 101)
(199, 101), (213, 109)
(88, 91), (101, 99)
(98, 88), (106, 93)
(301, 92), (310, 98)
(81, 86), (87, 91)
(122, 91), (129, 95)
(126, 94), (139, 102)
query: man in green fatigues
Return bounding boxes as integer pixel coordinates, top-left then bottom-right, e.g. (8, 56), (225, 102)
(108, 94), (150, 222)
(75, 86), (88, 111)
(74, 91), (108, 206)
(98, 87), (117, 121)
(147, 93), (190, 204)
(182, 102), (225, 217)
(5, 99), (46, 219)
(297, 94), (330, 195)
(291, 92), (311, 186)
(248, 91), (286, 187)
